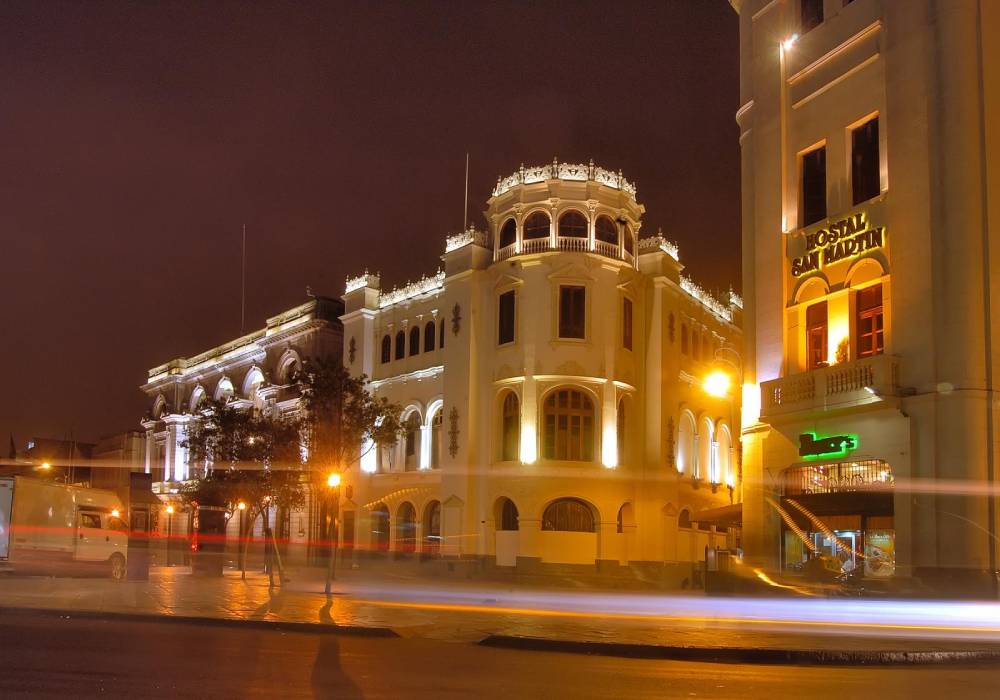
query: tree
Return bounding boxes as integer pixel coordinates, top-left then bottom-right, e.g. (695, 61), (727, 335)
(182, 399), (306, 575)
(295, 356), (403, 475)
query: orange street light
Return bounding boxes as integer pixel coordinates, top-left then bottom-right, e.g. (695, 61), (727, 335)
(165, 505), (175, 515)
(703, 369), (732, 398)
(327, 472), (342, 488)
(39, 462), (51, 470)
(237, 501), (247, 511)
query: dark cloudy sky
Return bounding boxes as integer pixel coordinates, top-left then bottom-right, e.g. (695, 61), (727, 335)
(0, 0), (739, 446)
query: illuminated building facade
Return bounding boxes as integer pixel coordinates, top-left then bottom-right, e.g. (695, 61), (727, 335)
(340, 161), (742, 584)
(140, 296), (344, 556)
(733, 0), (1000, 593)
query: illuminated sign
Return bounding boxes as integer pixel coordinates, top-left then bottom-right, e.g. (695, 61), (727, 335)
(798, 432), (858, 459)
(791, 211), (885, 277)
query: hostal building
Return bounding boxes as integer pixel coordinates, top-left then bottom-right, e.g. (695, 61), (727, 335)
(733, 0), (1000, 593)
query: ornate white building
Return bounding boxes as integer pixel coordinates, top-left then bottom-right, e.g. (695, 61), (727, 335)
(140, 296), (344, 556)
(341, 161), (743, 585)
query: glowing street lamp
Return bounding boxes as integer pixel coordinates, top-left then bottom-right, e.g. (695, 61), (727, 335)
(237, 501), (247, 578)
(39, 462), (51, 470)
(325, 471), (342, 595)
(165, 504), (175, 566)
(703, 369), (732, 398)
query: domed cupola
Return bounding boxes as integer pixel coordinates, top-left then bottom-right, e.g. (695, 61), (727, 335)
(487, 158), (646, 267)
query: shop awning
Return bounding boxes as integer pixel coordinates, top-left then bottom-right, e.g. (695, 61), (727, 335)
(692, 503), (743, 528)
(128, 489), (165, 506)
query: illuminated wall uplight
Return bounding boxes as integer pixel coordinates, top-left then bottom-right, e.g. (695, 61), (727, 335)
(520, 422), (537, 465)
(601, 426), (618, 469)
(782, 34), (799, 51)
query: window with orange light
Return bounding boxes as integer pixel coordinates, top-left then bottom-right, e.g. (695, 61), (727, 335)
(806, 301), (828, 369)
(856, 284), (884, 358)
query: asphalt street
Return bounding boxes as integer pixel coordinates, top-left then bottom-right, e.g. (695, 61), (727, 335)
(3, 610), (1000, 699)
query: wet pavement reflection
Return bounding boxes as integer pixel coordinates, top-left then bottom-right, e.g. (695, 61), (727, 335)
(2, 566), (1000, 652)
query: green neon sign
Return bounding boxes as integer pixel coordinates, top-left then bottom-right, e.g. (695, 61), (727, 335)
(798, 432), (858, 459)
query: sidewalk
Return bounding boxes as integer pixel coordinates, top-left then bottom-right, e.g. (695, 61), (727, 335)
(2, 565), (1000, 664)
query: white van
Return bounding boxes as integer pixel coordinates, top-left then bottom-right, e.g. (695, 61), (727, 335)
(0, 476), (128, 579)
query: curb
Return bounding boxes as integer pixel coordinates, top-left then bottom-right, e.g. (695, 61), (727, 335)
(0, 606), (399, 638)
(479, 635), (1000, 666)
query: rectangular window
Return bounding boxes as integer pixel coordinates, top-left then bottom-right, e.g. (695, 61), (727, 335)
(498, 291), (516, 345)
(806, 301), (828, 369)
(852, 116), (880, 205)
(801, 0), (823, 33)
(622, 297), (633, 350)
(801, 146), (827, 227)
(558, 286), (586, 339)
(856, 284), (885, 358)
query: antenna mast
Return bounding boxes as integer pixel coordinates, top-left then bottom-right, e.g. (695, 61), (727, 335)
(241, 223), (246, 333)
(463, 152), (469, 229)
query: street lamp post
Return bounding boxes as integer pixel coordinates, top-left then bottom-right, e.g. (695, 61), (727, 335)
(165, 504), (175, 566)
(237, 501), (247, 579)
(325, 472), (341, 596)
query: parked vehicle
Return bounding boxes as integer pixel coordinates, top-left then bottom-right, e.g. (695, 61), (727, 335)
(0, 476), (128, 579)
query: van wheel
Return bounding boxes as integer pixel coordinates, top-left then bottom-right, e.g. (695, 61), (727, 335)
(110, 554), (127, 581)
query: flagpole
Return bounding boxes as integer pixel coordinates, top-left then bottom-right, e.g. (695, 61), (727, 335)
(241, 224), (246, 334)
(463, 152), (469, 230)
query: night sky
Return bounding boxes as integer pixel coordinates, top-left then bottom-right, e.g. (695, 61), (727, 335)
(0, 1), (739, 446)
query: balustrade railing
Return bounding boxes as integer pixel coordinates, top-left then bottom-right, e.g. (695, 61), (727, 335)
(493, 235), (634, 265)
(760, 354), (899, 419)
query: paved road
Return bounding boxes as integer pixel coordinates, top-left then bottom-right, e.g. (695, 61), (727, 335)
(3, 610), (1000, 699)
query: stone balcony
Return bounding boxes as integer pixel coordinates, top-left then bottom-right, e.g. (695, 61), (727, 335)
(495, 236), (635, 266)
(760, 354), (900, 421)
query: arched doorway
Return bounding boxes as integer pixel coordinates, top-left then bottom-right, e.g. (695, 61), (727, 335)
(422, 500), (441, 555)
(395, 502), (416, 554)
(370, 503), (390, 554)
(494, 497), (519, 567)
(538, 497), (598, 565)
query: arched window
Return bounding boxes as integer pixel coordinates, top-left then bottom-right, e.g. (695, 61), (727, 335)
(439, 320), (445, 349)
(693, 332), (701, 361)
(677, 411), (696, 474)
(616, 399), (626, 466)
(215, 378), (234, 402)
(371, 504), (390, 551)
(595, 216), (618, 245)
(500, 392), (520, 462)
(404, 413), (420, 471)
(523, 211), (550, 240)
(558, 211), (588, 238)
(542, 388), (595, 462)
(697, 416), (714, 480)
(623, 225), (635, 255)
(409, 326), (420, 356)
(678, 509), (692, 529)
(395, 502), (416, 552)
(243, 367), (264, 399)
(499, 218), (517, 248)
(424, 321), (436, 352)
(189, 386), (205, 413)
(617, 502), (634, 534)
(681, 324), (689, 355)
(423, 501), (441, 551)
(381, 335), (392, 364)
(542, 498), (595, 532)
(278, 354), (301, 384)
(498, 498), (519, 531)
(717, 424), (732, 486)
(430, 408), (443, 469)
(395, 331), (405, 360)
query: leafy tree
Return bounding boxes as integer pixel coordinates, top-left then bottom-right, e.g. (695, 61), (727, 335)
(295, 355), (403, 475)
(182, 399), (306, 572)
